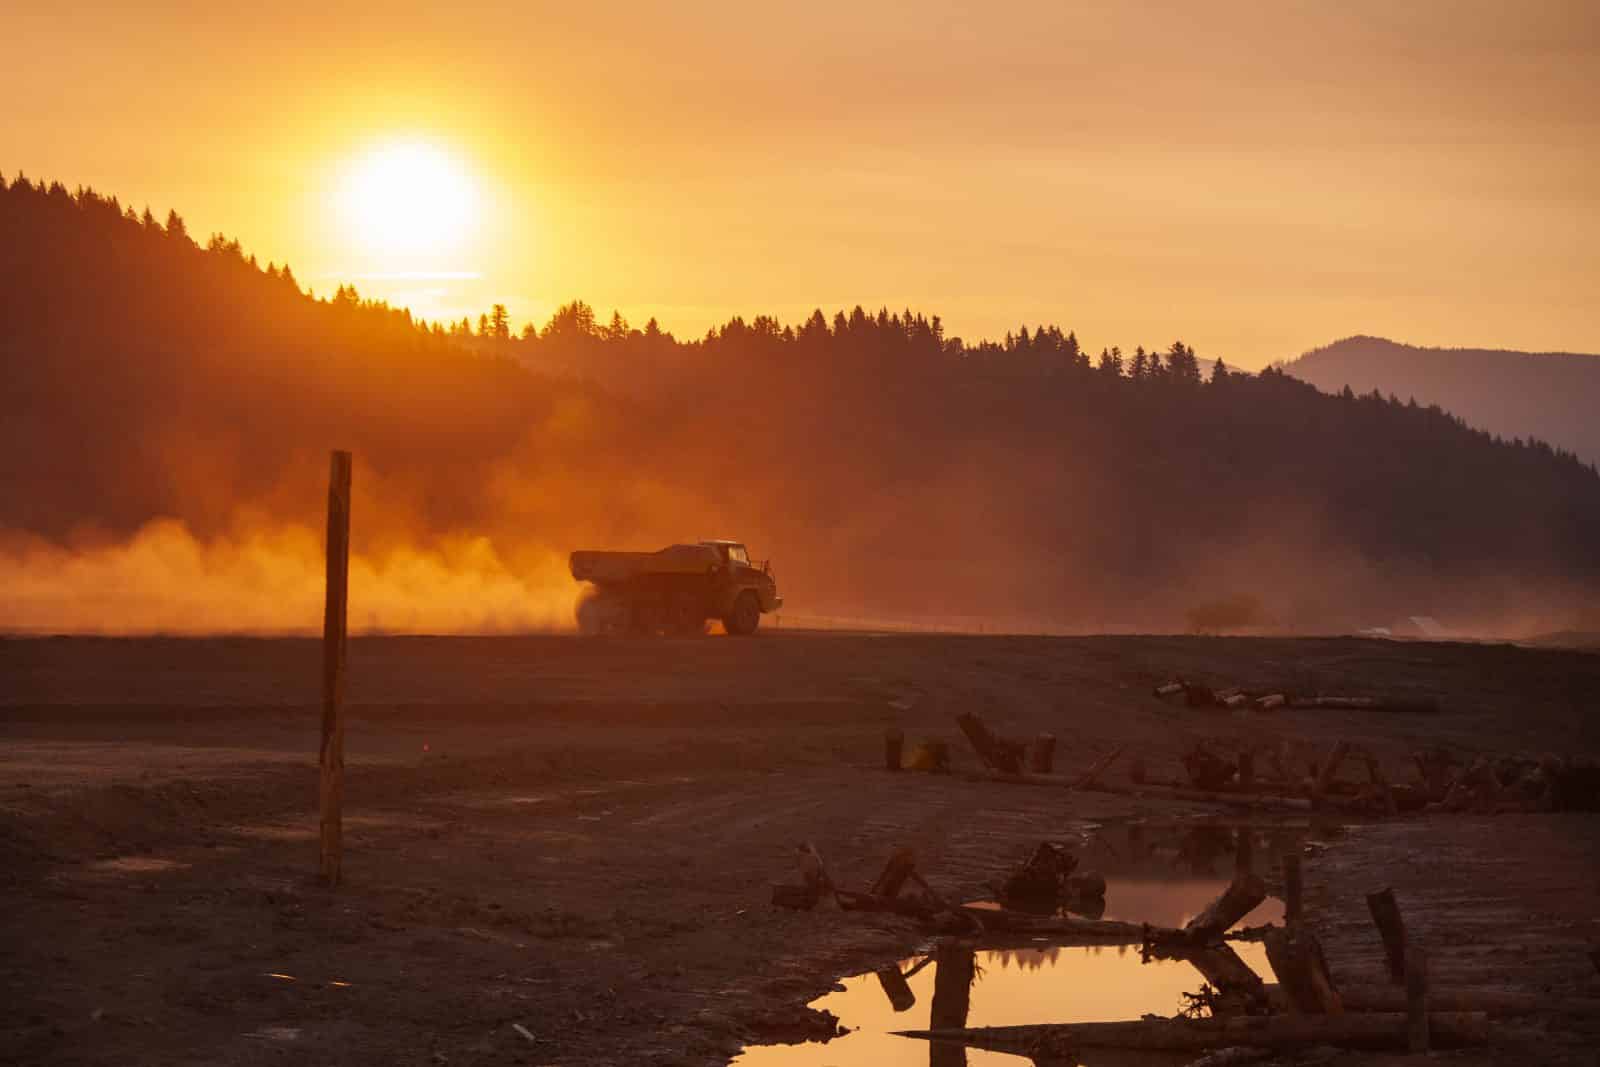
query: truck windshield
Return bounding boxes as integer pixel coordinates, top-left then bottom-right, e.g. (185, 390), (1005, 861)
(728, 545), (749, 565)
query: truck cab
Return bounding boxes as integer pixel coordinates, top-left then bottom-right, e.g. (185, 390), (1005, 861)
(699, 540), (783, 631)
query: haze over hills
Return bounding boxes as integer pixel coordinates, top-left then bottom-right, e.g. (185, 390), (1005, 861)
(4, 177), (1599, 635)
(1280, 336), (1600, 467)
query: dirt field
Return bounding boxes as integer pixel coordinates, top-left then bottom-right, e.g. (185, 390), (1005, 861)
(2, 633), (1598, 1066)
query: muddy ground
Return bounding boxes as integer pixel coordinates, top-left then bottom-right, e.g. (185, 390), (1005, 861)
(2, 633), (1598, 1066)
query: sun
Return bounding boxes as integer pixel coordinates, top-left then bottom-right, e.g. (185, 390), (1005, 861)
(336, 141), (480, 259)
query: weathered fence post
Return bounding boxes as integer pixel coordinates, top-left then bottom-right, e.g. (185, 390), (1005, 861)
(319, 450), (352, 886)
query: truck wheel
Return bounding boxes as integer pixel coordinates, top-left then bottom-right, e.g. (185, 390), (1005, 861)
(723, 591), (761, 636)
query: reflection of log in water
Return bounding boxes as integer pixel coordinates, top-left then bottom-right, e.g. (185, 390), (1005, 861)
(929, 945), (976, 1067)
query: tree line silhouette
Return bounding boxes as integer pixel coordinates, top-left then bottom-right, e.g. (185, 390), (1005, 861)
(4, 174), (1597, 629)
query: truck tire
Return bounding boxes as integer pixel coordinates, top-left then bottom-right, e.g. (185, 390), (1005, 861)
(724, 591), (761, 636)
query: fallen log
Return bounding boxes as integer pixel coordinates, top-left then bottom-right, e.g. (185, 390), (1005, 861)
(1255, 694), (1286, 712)
(1184, 874), (1268, 943)
(1070, 743), (1128, 790)
(894, 1012), (1490, 1053)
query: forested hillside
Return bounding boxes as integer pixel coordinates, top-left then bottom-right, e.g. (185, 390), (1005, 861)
(1281, 336), (1600, 467)
(4, 176), (1598, 633)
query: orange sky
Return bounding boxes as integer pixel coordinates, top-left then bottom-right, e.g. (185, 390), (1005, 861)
(5, 1), (1597, 367)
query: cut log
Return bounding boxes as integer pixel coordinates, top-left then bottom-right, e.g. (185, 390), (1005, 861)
(1029, 732), (1057, 774)
(870, 846), (917, 901)
(956, 712), (1023, 774)
(1365, 887), (1408, 983)
(894, 1012), (1490, 1053)
(1263, 925), (1343, 1014)
(884, 728), (904, 771)
(1184, 874), (1267, 943)
(1071, 743), (1128, 790)
(1407, 946), (1429, 1053)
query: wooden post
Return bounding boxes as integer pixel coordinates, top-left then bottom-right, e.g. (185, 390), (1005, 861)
(885, 728), (904, 771)
(1282, 853), (1303, 926)
(1366, 888), (1408, 984)
(319, 450), (352, 887)
(1238, 750), (1256, 790)
(1406, 946), (1429, 1052)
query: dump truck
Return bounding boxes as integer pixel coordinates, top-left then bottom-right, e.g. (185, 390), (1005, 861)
(569, 540), (783, 635)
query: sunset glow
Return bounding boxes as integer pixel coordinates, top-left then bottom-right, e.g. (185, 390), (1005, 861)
(335, 141), (481, 261)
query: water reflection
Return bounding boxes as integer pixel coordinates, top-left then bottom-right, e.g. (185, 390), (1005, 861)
(734, 940), (1275, 1066)
(735, 821), (1329, 1067)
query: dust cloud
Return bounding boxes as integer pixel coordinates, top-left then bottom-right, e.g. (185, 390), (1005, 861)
(0, 520), (579, 635)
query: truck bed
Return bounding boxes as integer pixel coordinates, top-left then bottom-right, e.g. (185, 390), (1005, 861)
(570, 544), (722, 583)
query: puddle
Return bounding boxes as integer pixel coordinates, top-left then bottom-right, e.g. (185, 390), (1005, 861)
(736, 820), (1337, 1066)
(735, 942), (1274, 1065)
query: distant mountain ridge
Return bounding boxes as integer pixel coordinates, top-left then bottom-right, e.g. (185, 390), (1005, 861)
(1279, 336), (1600, 467)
